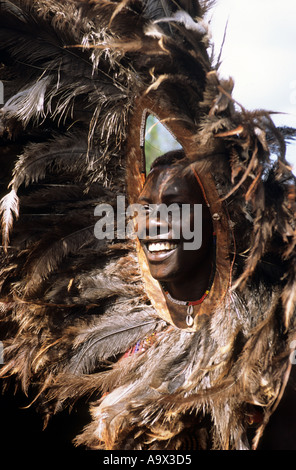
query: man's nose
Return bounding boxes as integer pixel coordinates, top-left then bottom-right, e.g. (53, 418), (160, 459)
(146, 204), (171, 238)
(147, 216), (168, 236)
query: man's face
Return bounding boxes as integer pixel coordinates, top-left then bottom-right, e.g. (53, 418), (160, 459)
(137, 164), (213, 286)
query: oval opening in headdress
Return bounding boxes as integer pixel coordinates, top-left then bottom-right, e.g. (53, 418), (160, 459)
(140, 110), (183, 177)
(126, 96), (232, 331)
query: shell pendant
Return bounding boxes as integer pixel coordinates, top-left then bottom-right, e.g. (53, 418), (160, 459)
(186, 305), (194, 327)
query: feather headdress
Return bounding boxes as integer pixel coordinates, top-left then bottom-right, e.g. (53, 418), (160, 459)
(0, 0), (295, 450)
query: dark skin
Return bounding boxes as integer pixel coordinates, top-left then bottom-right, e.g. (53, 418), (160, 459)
(137, 164), (214, 302)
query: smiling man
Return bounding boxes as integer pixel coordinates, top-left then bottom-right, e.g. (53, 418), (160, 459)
(1, 0), (295, 453)
(137, 150), (215, 327)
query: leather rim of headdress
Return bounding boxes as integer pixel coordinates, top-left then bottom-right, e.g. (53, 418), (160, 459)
(126, 95), (232, 332)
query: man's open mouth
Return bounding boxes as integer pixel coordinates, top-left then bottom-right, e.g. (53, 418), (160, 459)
(146, 241), (178, 253)
(141, 240), (180, 261)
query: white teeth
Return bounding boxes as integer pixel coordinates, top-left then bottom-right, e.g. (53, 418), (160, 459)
(147, 242), (178, 252)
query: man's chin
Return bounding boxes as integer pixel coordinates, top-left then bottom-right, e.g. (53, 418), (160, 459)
(145, 264), (181, 284)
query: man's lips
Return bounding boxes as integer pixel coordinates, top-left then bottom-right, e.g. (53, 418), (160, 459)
(141, 240), (179, 262)
(147, 241), (178, 252)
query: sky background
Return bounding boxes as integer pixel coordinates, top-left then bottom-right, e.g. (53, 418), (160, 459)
(208, 0), (296, 172)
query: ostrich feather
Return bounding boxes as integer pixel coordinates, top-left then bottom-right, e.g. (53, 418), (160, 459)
(0, 189), (19, 249)
(3, 78), (50, 126)
(154, 10), (209, 35)
(10, 135), (96, 191)
(22, 225), (96, 296)
(65, 311), (160, 375)
(142, 0), (213, 22)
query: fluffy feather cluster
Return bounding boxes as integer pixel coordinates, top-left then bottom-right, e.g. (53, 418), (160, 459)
(0, 0), (295, 450)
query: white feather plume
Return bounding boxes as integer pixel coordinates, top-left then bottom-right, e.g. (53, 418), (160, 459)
(0, 189), (19, 250)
